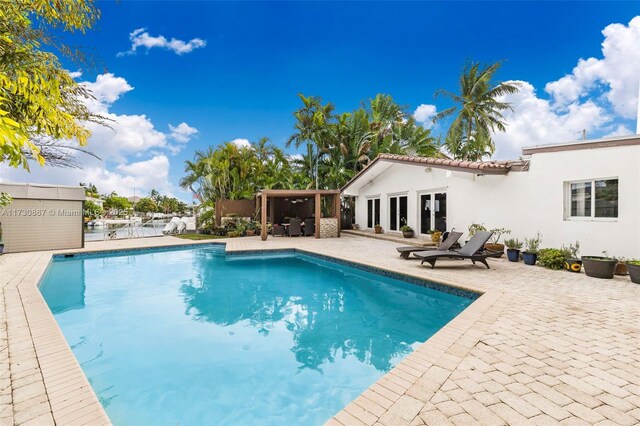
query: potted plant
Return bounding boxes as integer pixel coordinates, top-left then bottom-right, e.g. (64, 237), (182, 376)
(235, 220), (248, 236)
(430, 229), (442, 242)
(467, 223), (486, 238)
(374, 224), (383, 234)
(561, 241), (581, 273)
(504, 238), (523, 262)
(523, 233), (541, 265)
(400, 225), (414, 238)
(582, 255), (618, 279)
(246, 221), (257, 237)
(484, 227), (511, 256)
(626, 259), (640, 284)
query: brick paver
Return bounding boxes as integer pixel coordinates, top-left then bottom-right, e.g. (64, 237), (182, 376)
(1, 234), (639, 425)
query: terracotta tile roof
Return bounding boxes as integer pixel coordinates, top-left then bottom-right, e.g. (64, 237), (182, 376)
(341, 154), (528, 193)
(377, 154), (516, 172)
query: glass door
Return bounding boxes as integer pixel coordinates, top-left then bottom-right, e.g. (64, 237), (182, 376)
(420, 192), (446, 234)
(434, 193), (446, 232)
(389, 195), (407, 231)
(367, 198), (380, 229)
(420, 194), (432, 234)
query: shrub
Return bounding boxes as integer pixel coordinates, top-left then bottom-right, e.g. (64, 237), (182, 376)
(504, 238), (523, 250)
(400, 225), (413, 232)
(538, 248), (566, 270)
(627, 259), (640, 266)
(210, 225), (229, 236)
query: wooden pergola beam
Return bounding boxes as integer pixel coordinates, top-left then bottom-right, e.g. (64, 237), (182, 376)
(260, 194), (267, 241)
(315, 192), (321, 239)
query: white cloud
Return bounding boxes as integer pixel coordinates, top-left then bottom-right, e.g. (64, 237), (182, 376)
(81, 73), (133, 112)
(230, 138), (251, 148)
(0, 156), (173, 198)
(544, 16), (640, 118)
(492, 81), (612, 159)
(169, 122), (198, 143)
(87, 113), (167, 161)
(490, 16), (640, 159)
(413, 104), (437, 126)
(68, 70), (82, 79)
(603, 124), (634, 138)
(118, 28), (207, 57)
(289, 153), (303, 161)
(0, 73), (181, 198)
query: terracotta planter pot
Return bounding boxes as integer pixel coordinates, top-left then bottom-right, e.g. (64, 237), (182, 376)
(484, 243), (505, 257)
(374, 227), (383, 234)
(626, 263), (640, 284)
(246, 229), (256, 236)
(582, 256), (617, 279)
(431, 232), (442, 243)
(614, 262), (628, 276)
(564, 258), (582, 273)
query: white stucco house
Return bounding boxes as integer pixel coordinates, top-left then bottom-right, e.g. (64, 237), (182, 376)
(342, 135), (640, 258)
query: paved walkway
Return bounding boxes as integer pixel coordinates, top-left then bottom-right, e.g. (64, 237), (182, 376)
(1, 235), (639, 425)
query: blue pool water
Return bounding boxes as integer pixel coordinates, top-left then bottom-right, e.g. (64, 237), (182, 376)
(39, 245), (473, 425)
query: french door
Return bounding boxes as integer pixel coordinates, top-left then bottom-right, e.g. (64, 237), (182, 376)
(366, 198), (380, 228)
(389, 195), (407, 231)
(420, 192), (447, 234)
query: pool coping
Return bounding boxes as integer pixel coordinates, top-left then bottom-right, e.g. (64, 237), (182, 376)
(6, 235), (640, 426)
(6, 238), (494, 425)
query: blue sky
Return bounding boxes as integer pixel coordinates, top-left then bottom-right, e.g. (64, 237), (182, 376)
(2, 1), (639, 199)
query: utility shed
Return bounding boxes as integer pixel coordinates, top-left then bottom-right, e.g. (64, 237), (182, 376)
(0, 182), (85, 253)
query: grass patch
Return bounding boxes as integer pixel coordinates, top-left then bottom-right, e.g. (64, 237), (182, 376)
(175, 234), (227, 240)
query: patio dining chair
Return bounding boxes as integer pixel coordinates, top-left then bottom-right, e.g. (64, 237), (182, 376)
(288, 218), (302, 237)
(272, 224), (286, 237)
(304, 218), (315, 236)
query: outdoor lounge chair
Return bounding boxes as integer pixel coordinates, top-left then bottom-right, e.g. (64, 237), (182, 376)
(288, 218), (302, 237)
(396, 231), (463, 259)
(413, 231), (495, 269)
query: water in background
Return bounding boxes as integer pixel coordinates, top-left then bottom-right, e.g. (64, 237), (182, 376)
(84, 222), (167, 241)
(39, 245), (472, 425)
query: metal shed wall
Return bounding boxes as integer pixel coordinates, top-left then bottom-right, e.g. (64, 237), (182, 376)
(0, 183), (85, 253)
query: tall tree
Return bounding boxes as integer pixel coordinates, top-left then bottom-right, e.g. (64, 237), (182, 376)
(0, 0), (108, 169)
(286, 94), (335, 189)
(433, 61), (520, 161)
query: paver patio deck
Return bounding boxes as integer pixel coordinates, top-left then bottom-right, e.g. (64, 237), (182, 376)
(1, 234), (639, 425)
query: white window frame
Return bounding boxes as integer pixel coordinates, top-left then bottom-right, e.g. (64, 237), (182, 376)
(366, 196), (380, 229)
(417, 190), (447, 235)
(564, 177), (619, 222)
(388, 193), (408, 232)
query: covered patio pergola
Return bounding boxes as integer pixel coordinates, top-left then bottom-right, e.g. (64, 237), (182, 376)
(256, 189), (341, 240)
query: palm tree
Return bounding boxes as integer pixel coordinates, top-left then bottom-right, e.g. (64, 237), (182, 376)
(434, 61), (520, 161)
(287, 94), (335, 189)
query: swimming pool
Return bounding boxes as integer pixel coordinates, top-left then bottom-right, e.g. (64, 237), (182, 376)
(39, 245), (474, 425)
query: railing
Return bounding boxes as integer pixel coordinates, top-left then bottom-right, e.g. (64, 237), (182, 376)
(102, 219), (161, 240)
